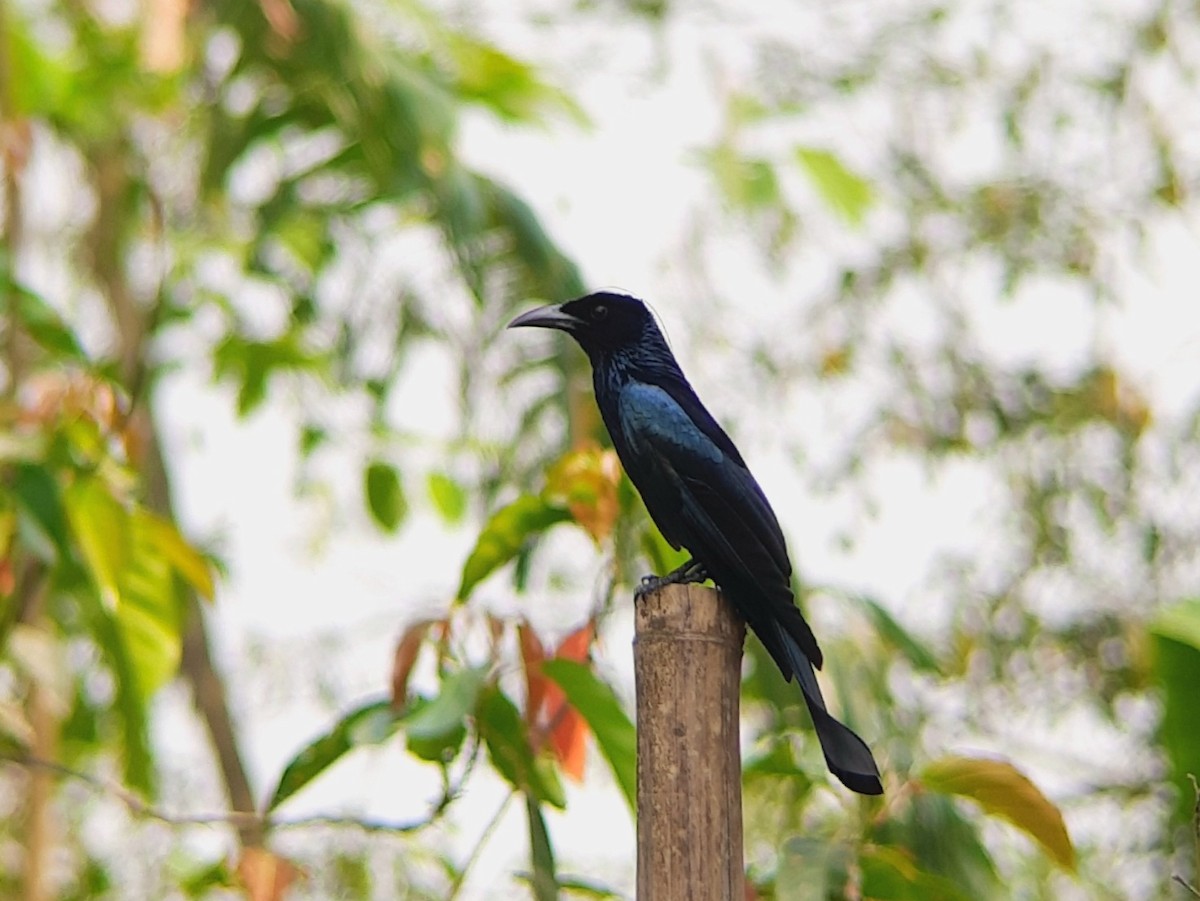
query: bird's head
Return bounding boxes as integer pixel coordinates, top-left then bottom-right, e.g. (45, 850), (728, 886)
(507, 291), (658, 360)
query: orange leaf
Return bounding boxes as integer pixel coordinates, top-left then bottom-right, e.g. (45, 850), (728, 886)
(390, 621), (431, 709)
(543, 622), (595, 780)
(544, 446), (622, 542)
(556, 622), (594, 663)
(237, 848), (302, 901)
(549, 702), (587, 781)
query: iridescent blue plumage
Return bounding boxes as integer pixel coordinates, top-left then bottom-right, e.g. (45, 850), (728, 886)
(508, 290), (882, 795)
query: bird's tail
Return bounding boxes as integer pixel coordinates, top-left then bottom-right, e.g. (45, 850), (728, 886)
(773, 622), (883, 796)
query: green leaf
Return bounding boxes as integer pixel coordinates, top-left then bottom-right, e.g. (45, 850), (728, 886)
(78, 595), (155, 794)
(274, 209), (331, 272)
(64, 475), (131, 607)
(406, 716), (467, 764)
(116, 509), (188, 698)
(266, 699), (402, 813)
(405, 666), (488, 741)
(482, 178), (585, 298)
(7, 276), (88, 361)
(775, 837), (834, 901)
(5, 11), (71, 118)
(861, 846), (976, 901)
(852, 594), (942, 674)
(364, 461), (407, 533)
(1153, 598), (1200, 650)
(1151, 599), (1200, 823)
(299, 424), (327, 458)
(541, 659), (636, 814)
(524, 793), (559, 901)
(138, 510), (215, 601)
(870, 792), (1000, 897)
(211, 332), (326, 417)
(697, 145), (782, 213)
(61, 680), (101, 750)
(428, 472), (468, 524)
(743, 738), (813, 788)
(112, 583), (181, 698)
(10, 462), (69, 561)
(920, 756), (1075, 871)
(447, 33), (587, 126)
(177, 859), (235, 898)
(476, 686), (565, 809)
(457, 494), (570, 601)
(555, 875), (624, 899)
(795, 146), (875, 225)
(742, 632), (804, 714)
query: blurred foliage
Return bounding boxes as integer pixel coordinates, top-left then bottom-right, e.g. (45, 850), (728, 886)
(2, 0), (585, 896)
(2, 0), (1199, 899)
(676, 2), (1200, 898)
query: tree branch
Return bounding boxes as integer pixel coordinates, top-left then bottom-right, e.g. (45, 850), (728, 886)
(1173, 876), (1200, 899)
(0, 751), (451, 836)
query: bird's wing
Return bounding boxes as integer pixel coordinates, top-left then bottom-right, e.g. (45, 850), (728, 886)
(617, 381), (823, 667)
(617, 380), (791, 579)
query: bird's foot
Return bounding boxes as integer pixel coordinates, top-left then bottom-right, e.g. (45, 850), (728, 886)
(634, 558), (709, 600)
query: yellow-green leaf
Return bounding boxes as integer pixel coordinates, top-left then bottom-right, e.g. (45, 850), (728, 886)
(138, 509), (215, 601)
(64, 475), (131, 608)
(427, 471), (468, 524)
(795, 146), (875, 225)
(120, 509), (186, 697)
(456, 495), (570, 601)
(1153, 598), (1200, 651)
(921, 756), (1075, 871)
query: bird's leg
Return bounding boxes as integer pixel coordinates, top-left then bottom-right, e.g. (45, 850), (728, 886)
(635, 557), (709, 600)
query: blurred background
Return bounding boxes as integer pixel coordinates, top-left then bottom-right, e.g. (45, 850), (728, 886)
(2, 0), (1200, 898)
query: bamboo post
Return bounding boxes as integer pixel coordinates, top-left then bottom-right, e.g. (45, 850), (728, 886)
(634, 582), (746, 901)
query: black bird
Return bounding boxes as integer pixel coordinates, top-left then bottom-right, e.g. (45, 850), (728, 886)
(508, 290), (882, 795)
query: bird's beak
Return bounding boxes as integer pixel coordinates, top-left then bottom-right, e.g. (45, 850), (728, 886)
(506, 303), (584, 333)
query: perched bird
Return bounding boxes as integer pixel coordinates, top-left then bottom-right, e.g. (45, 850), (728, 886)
(509, 290), (882, 795)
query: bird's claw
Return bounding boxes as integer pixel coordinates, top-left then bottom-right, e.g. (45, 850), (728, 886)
(634, 573), (664, 601)
(634, 559), (709, 601)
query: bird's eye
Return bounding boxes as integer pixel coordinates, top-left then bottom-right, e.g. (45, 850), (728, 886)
(592, 304), (608, 321)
